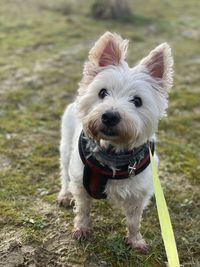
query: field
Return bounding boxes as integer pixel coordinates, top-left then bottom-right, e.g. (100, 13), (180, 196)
(0, 0), (199, 266)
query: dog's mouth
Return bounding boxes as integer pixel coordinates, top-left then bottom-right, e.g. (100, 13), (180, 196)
(100, 128), (117, 137)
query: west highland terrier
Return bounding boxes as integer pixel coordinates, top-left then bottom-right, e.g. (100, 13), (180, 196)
(58, 32), (173, 252)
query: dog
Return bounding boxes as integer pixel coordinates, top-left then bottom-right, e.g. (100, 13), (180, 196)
(58, 32), (173, 252)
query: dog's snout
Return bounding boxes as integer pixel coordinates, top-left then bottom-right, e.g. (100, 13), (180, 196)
(101, 111), (121, 127)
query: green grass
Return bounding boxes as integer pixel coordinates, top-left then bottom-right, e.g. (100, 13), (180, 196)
(0, 0), (199, 266)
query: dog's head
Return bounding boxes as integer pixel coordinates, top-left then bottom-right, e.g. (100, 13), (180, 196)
(77, 32), (173, 149)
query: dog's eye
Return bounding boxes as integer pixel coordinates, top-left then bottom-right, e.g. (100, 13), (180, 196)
(98, 88), (108, 99)
(131, 96), (142, 107)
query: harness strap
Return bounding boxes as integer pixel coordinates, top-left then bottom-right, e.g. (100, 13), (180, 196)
(79, 132), (155, 199)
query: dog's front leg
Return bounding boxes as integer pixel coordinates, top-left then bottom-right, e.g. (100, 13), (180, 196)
(72, 185), (91, 239)
(124, 200), (148, 252)
(57, 166), (73, 208)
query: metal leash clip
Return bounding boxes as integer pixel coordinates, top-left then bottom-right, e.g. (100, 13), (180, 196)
(128, 162), (137, 175)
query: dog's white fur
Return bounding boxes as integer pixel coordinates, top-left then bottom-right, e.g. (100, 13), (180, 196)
(58, 32), (173, 251)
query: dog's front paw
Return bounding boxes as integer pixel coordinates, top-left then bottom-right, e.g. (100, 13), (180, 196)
(57, 192), (73, 208)
(126, 234), (149, 253)
(72, 227), (90, 240)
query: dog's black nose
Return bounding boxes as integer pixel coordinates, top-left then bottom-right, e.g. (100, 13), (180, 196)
(101, 111), (121, 127)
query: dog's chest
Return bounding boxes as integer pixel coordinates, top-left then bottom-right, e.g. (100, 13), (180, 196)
(105, 167), (153, 201)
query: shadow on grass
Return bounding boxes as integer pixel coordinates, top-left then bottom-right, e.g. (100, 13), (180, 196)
(91, 13), (156, 26)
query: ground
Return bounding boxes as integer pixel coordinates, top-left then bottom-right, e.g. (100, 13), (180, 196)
(0, 0), (199, 266)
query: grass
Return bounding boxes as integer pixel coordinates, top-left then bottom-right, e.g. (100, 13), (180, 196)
(0, 0), (199, 266)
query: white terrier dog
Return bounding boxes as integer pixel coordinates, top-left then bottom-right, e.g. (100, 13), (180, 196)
(58, 32), (173, 252)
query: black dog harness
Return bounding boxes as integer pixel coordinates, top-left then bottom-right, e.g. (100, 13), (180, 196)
(79, 131), (155, 199)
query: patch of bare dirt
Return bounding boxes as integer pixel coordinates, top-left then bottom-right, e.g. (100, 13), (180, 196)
(0, 238), (60, 267)
(0, 199), (84, 267)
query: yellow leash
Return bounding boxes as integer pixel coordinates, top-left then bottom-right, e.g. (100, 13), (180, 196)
(149, 147), (180, 267)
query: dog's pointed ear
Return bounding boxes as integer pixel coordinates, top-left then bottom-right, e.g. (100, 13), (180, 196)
(139, 43), (174, 91)
(79, 32), (129, 89)
(89, 32), (129, 67)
